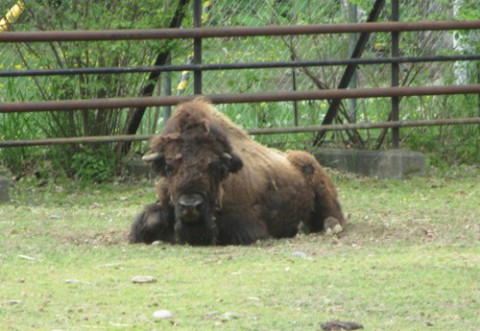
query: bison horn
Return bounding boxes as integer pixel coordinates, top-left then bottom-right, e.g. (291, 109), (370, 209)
(222, 153), (232, 160)
(142, 152), (163, 162)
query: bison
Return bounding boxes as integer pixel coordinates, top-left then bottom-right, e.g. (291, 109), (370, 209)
(129, 98), (346, 245)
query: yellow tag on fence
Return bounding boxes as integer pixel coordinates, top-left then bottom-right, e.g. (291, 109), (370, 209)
(0, 1), (26, 32)
(177, 80), (188, 91)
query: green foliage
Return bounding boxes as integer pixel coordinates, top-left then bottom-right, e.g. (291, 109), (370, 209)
(197, 0), (480, 166)
(1, 0), (184, 178)
(1, 0), (480, 179)
(70, 146), (116, 183)
(399, 92), (480, 167)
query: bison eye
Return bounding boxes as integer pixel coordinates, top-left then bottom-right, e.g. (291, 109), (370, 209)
(209, 159), (228, 179)
(164, 163), (175, 177)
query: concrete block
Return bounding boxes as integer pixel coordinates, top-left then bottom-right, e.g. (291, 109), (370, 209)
(314, 149), (425, 179)
(0, 176), (10, 202)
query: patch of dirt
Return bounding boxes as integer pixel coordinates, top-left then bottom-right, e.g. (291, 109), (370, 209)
(56, 230), (130, 247)
(48, 210), (478, 250)
(321, 320), (364, 330)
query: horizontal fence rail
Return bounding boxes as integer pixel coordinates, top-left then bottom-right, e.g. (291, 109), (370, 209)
(2, 21), (480, 42)
(1, 118), (479, 148)
(2, 54), (480, 78)
(1, 17), (479, 150)
(1, 85), (479, 113)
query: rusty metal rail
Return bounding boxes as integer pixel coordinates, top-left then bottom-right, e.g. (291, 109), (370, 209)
(249, 118), (480, 135)
(2, 54), (480, 78)
(1, 85), (479, 114)
(1, 20), (480, 42)
(1, 18), (479, 150)
(1, 117), (479, 147)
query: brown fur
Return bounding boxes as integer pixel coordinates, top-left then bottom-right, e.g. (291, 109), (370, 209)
(129, 98), (346, 245)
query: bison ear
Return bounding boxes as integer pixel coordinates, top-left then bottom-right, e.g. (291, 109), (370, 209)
(222, 153), (243, 173)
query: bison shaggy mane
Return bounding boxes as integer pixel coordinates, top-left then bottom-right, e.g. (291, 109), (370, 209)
(129, 98), (346, 245)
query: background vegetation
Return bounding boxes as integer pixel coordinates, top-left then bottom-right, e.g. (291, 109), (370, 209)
(1, 3), (479, 330)
(1, 0), (479, 181)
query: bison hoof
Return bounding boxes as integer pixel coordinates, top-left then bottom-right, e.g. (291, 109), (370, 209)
(324, 217), (343, 236)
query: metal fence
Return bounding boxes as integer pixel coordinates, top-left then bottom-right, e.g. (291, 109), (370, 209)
(1, 0), (480, 152)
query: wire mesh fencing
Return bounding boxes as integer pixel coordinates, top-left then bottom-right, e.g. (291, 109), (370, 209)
(1, 0), (479, 154)
(165, 0), (478, 149)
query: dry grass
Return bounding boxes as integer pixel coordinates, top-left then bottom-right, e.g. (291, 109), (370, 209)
(1, 167), (479, 330)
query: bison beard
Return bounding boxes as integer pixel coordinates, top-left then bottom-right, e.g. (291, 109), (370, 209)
(129, 98), (346, 246)
(173, 193), (219, 245)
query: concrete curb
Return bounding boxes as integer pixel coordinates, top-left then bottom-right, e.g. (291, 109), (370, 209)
(124, 149), (425, 180)
(314, 149), (425, 179)
(0, 176), (10, 202)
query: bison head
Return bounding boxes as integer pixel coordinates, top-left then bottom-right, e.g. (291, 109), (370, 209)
(143, 111), (243, 245)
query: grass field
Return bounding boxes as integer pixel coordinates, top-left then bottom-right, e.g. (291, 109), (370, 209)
(1, 167), (479, 331)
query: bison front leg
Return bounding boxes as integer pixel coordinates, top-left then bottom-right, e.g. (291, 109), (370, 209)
(216, 209), (269, 245)
(129, 203), (175, 244)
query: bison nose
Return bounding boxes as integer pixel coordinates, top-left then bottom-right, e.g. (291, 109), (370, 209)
(177, 194), (205, 223)
(178, 194), (204, 210)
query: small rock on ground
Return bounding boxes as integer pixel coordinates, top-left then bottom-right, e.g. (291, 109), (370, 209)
(64, 279), (81, 284)
(222, 312), (238, 320)
(153, 309), (173, 320)
(291, 251), (308, 259)
(8, 300), (22, 305)
(321, 320), (364, 331)
(131, 276), (157, 284)
(205, 311), (218, 317)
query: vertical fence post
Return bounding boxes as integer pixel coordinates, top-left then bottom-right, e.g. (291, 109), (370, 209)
(349, 2), (358, 123)
(290, 36), (299, 126)
(193, 0), (202, 95)
(163, 54), (172, 124)
(162, 0), (172, 123)
(391, 0), (400, 148)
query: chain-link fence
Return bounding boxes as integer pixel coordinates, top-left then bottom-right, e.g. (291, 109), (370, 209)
(1, 0), (479, 171)
(164, 0), (479, 150)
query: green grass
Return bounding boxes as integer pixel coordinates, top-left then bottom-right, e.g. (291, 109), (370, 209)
(1, 168), (479, 330)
